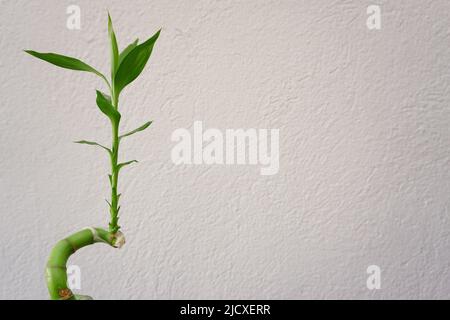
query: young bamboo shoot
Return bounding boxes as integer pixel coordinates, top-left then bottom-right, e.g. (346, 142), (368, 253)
(25, 13), (160, 300)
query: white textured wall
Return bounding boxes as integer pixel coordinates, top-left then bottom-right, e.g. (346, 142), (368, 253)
(1, 0), (450, 299)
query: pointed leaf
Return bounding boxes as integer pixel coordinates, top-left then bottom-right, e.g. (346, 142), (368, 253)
(96, 90), (121, 122)
(117, 160), (138, 171)
(108, 13), (119, 76)
(24, 50), (107, 81)
(114, 29), (161, 95)
(119, 121), (152, 139)
(118, 39), (138, 67)
(108, 174), (113, 186)
(73, 140), (111, 153)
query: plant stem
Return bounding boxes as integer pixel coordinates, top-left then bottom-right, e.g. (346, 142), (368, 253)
(109, 87), (120, 233)
(46, 227), (122, 300)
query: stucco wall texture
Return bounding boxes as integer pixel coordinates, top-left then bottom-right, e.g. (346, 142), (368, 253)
(1, 0), (450, 299)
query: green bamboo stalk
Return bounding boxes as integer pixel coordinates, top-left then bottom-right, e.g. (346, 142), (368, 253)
(25, 13), (160, 299)
(46, 228), (125, 300)
(109, 90), (121, 233)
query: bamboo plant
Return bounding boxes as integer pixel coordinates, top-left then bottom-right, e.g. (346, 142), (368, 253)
(25, 14), (160, 300)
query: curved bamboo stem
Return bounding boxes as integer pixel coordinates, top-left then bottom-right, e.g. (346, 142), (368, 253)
(46, 228), (124, 300)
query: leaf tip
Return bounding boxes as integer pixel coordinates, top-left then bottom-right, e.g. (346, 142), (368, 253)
(107, 12), (116, 32)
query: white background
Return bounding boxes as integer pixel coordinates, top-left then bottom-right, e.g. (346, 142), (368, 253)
(1, 0), (450, 299)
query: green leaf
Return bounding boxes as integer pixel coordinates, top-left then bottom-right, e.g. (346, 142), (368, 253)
(24, 50), (107, 82)
(114, 29), (161, 95)
(73, 140), (111, 154)
(117, 160), (138, 171)
(118, 39), (138, 67)
(108, 13), (119, 77)
(119, 121), (152, 139)
(96, 90), (121, 122)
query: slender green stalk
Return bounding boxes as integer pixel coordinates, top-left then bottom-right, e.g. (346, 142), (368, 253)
(109, 88), (121, 233)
